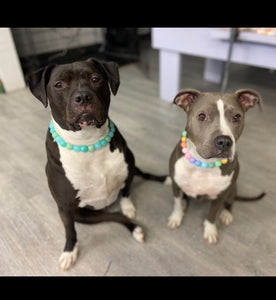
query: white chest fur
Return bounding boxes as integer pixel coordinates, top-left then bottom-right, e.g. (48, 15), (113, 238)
(53, 119), (128, 210)
(174, 155), (233, 199)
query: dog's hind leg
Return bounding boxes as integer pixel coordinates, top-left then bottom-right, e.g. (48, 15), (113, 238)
(58, 207), (79, 271)
(75, 207), (144, 243)
(168, 180), (186, 229)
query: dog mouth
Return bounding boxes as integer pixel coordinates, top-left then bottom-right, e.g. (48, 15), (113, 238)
(69, 113), (107, 130)
(215, 150), (231, 159)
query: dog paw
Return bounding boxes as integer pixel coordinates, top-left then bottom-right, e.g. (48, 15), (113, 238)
(58, 242), (79, 271)
(220, 209), (233, 226)
(132, 226), (145, 243)
(203, 220), (218, 245)
(120, 197), (136, 219)
(168, 211), (183, 229)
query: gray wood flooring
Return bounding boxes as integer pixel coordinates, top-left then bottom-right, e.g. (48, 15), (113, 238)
(0, 42), (275, 276)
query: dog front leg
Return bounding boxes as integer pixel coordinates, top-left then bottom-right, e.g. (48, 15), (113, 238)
(168, 180), (187, 229)
(203, 198), (223, 244)
(120, 173), (136, 220)
(58, 207), (79, 271)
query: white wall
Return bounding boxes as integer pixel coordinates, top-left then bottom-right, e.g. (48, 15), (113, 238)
(0, 28), (25, 92)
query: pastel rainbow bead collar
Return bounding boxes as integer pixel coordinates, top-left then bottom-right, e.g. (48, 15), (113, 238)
(181, 131), (228, 168)
(49, 118), (115, 153)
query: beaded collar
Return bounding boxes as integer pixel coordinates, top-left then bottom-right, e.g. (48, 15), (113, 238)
(49, 118), (115, 153)
(181, 131), (228, 168)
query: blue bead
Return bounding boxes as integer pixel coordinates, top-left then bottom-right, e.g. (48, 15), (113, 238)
(108, 131), (114, 138)
(73, 145), (81, 152)
(59, 139), (67, 147)
(94, 142), (101, 150)
(195, 160), (202, 167)
(202, 162), (208, 168)
(100, 139), (107, 147)
(81, 145), (88, 152)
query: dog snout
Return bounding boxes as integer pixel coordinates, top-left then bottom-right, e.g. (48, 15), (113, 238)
(214, 135), (233, 151)
(73, 91), (93, 105)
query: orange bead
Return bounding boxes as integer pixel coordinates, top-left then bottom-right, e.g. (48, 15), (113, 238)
(181, 142), (187, 148)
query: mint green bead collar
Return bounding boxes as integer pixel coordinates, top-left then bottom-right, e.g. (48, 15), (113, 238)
(49, 118), (115, 153)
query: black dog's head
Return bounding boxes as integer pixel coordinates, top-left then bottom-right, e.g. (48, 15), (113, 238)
(27, 58), (120, 131)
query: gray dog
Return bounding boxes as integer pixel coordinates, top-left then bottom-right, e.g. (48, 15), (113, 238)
(168, 88), (265, 244)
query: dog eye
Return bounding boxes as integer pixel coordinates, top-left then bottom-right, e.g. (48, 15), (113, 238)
(54, 81), (66, 89)
(91, 76), (100, 83)
(198, 113), (207, 121)
(232, 114), (242, 123)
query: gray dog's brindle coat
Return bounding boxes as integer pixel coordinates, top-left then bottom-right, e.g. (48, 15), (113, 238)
(168, 88), (265, 244)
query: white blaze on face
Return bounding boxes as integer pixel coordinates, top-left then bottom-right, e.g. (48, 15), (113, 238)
(216, 99), (235, 160)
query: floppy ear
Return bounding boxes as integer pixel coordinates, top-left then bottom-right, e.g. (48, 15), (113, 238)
(87, 58), (120, 95)
(235, 89), (263, 111)
(27, 64), (56, 107)
(173, 88), (201, 112)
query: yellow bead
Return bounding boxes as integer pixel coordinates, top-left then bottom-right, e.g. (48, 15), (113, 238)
(181, 136), (187, 142)
(221, 158), (228, 164)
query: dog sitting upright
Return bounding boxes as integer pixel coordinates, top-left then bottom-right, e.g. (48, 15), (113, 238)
(168, 88), (265, 244)
(27, 58), (166, 270)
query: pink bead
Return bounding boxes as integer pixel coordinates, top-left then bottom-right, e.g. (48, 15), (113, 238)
(185, 151), (192, 159)
(182, 147), (188, 154)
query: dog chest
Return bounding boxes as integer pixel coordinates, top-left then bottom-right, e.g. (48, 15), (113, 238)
(174, 156), (233, 199)
(58, 145), (128, 210)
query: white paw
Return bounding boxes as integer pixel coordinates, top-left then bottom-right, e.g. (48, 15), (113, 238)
(58, 242), (79, 271)
(132, 226), (145, 243)
(120, 197), (136, 219)
(220, 209), (233, 226)
(203, 220), (218, 245)
(168, 211), (184, 229)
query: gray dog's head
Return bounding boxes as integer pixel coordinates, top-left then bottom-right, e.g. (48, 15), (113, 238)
(173, 88), (263, 161)
(27, 58), (120, 131)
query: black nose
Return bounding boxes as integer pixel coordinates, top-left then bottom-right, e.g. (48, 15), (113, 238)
(73, 92), (92, 105)
(214, 135), (233, 151)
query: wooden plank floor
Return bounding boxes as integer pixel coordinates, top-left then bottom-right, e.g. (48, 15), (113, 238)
(0, 43), (276, 276)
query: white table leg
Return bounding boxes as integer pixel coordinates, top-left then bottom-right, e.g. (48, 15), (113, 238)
(203, 58), (224, 83)
(159, 50), (182, 102)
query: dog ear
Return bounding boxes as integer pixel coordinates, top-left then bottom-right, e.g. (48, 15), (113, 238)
(87, 58), (120, 95)
(235, 89), (263, 111)
(27, 64), (56, 107)
(173, 89), (201, 111)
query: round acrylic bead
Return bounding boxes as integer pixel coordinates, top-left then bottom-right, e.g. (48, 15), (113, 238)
(189, 157), (196, 163)
(201, 162), (208, 168)
(88, 144), (95, 151)
(221, 159), (228, 164)
(94, 142), (101, 150)
(73, 145), (81, 152)
(81, 145), (88, 152)
(185, 152), (192, 159)
(100, 139), (107, 147)
(215, 161), (222, 167)
(208, 162), (215, 168)
(195, 160), (202, 167)
(105, 136), (111, 142)
(59, 139), (67, 147)
(52, 132), (58, 139)
(66, 143), (73, 150)
(182, 131), (187, 137)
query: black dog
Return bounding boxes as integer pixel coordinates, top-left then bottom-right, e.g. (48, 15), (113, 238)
(28, 58), (166, 270)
